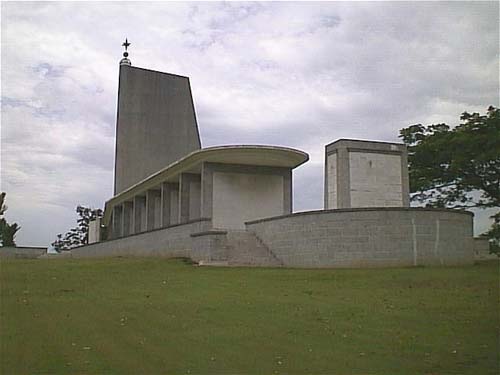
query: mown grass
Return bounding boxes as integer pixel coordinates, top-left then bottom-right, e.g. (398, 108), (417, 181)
(0, 257), (498, 374)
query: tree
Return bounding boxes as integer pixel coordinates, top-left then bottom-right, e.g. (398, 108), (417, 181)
(399, 106), (500, 254)
(52, 205), (103, 252)
(399, 106), (500, 209)
(0, 192), (21, 247)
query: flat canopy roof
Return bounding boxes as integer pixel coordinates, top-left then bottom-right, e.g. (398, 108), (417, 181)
(104, 145), (309, 222)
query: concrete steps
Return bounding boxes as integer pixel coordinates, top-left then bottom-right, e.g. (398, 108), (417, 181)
(225, 230), (282, 267)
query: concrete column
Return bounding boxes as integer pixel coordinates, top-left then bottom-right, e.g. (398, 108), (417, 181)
(324, 149), (329, 210)
(108, 216), (114, 240)
(401, 149), (410, 207)
(179, 173), (201, 223)
(179, 174), (189, 224)
(161, 182), (180, 227)
(161, 182), (171, 227)
(122, 201), (133, 236)
(161, 182), (173, 227)
(283, 169), (292, 214)
(200, 163), (213, 219)
(88, 217), (101, 244)
(336, 147), (351, 208)
(133, 195), (146, 233)
(170, 184), (179, 225)
(190, 178), (201, 221)
(146, 189), (161, 231)
(112, 205), (123, 238)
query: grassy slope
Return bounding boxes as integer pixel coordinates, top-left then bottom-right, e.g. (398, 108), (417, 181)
(0, 258), (498, 375)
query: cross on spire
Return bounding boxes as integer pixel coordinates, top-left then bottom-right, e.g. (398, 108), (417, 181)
(120, 38), (132, 66)
(122, 38), (131, 51)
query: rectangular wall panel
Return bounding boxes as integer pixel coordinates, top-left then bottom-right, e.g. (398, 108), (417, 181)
(212, 172), (284, 229)
(349, 151), (403, 207)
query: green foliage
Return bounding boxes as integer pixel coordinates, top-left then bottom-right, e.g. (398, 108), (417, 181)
(52, 205), (103, 252)
(0, 192), (21, 247)
(399, 106), (500, 209)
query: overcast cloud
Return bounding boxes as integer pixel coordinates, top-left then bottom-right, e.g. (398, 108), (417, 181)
(1, 1), (498, 246)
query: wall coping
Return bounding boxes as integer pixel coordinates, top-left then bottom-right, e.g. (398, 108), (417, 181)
(190, 230), (228, 238)
(325, 138), (406, 148)
(245, 207), (474, 225)
(1, 246), (47, 251)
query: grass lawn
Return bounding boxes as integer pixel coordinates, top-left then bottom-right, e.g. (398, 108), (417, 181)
(0, 257), (498, 374)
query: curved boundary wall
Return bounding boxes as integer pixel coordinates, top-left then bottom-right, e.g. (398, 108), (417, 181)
(53, 208), (474, 269)
(246, 208), (474, 268)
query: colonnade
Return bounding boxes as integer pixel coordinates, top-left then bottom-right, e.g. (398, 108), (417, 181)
(110, 173), (201, 239)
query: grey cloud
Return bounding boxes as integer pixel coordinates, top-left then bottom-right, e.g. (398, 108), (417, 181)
(33, 62), (67, 78)
(1, 97), (30, 108)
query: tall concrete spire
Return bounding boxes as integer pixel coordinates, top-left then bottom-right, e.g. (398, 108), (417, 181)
(113, 43), (202, 195)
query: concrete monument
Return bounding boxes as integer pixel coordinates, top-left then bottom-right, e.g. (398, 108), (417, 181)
(81, 41), (474, 268)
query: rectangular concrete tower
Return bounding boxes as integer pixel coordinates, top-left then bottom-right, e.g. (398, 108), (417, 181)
(114, 64), (201, 194)
(324, 139), (410, 209)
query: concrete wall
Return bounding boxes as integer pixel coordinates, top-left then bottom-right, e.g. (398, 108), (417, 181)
(349, 152), (403, 207)
(202, 162), (292, 230)
(114, 66), (201, 194)
(247, 208), (473, 268)
(212, 172), (284, 229)
(0, 246), (47, 259)
(70, 219), (211, 258)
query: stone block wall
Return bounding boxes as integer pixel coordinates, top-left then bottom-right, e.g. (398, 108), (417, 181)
(0, 246), (47, 259)
(191, 230), (229, 262)
(246, 208), (473, 268)
(56, 208), (475, 269)
(70, 219), (211, 258)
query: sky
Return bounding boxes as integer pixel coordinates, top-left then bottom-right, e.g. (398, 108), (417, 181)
(1, 1), (498, 247)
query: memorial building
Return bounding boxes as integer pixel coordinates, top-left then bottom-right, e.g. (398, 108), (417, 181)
(80, 42), (474, 268)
